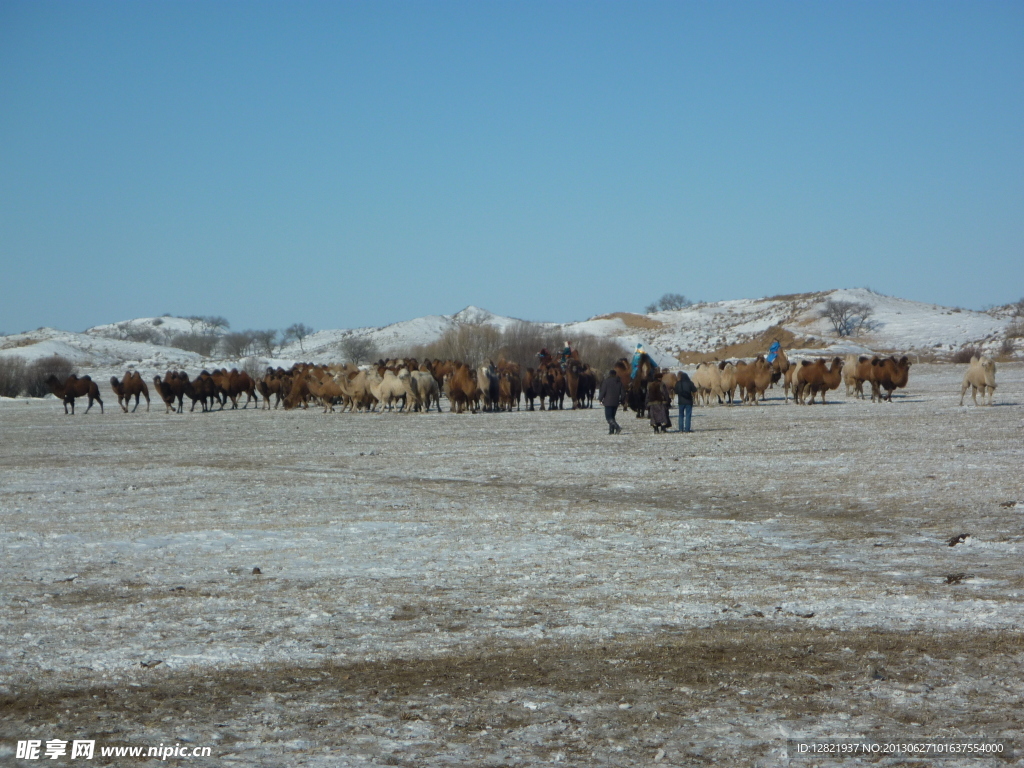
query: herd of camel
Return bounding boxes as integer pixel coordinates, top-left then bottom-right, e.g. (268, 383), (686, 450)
(689, 351), (913, 406)
(40, 348), (998, 416)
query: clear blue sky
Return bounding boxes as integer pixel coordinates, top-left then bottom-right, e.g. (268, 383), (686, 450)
(2, 1), (1022, 334)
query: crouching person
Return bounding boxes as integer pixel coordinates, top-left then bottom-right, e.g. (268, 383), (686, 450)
(599, 370), (624, 434)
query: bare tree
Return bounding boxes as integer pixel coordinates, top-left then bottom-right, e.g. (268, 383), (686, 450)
(121, 325), (164, 345)
(646, 293), (692, 313)
(284, 323), (314, 352)
(339, 336), (380, 365)
(408, 322), (628, 372)
(820, 300), (874, 337)
(571, 334), (631, 373)
(0, 355), (28, 397)
(490, 320), (563, 371)
(168, 332), (219, 356)
(186, 315), (229, 334)
(252, 330), (279, 357)
(221, 331), (257, 358)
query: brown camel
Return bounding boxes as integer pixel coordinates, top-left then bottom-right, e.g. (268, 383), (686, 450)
(46, 374), (103, 414)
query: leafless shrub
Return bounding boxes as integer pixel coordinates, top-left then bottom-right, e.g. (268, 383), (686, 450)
(410, 322), (548, 369)
(0, 355), (28, 397)
(1006, 319), (1024, 339)
(251, 330), (279, 357)
(951, 345), (984, 364)
(820, 300), (874, 337)
(645, 293), (692, 314)
(999, 337), (1016, 357)
(490, 321), (564, 371)
(1011, 297), (1024, 317)
(408, 321), (628, 373)
(241, 356), (266, 380)
(186, 315), (229, 334)
(339, 336), (380, 365)
(571, 334), (631, 373)
(122, 325), (165, 345)
(169, 332), (219, 357)
(24, 356), (77, 398)
(221, 331), (258, 358)
(440, 325), (502, 366)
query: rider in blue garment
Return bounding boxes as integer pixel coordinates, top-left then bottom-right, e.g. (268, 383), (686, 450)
(560, 341), (572, 369)
(631, 344), (657, 379)
(767, 339), (781, 365)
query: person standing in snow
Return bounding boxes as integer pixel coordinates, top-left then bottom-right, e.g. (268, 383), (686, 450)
(646, 378), (672, 433)
(674, 371), (698, 433)
(599, 369), (625, 434)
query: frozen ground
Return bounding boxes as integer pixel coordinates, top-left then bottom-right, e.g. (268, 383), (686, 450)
(1, 364), (1023, 767)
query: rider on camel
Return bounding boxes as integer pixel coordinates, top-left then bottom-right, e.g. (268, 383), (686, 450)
(630, 343), (657, 379)
(560, 341), (573, 369)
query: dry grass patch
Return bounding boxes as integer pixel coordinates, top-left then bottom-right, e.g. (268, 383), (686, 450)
(591, 312), (666, 331)
(674, 326), (823, 365)
(4, 626), (1022, 764)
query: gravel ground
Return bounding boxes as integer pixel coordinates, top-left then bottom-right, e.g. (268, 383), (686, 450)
(2, 363), (1023, 767)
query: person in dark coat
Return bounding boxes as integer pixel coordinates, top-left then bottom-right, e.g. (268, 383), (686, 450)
(674, 371), (698, 433)
(598, 370), (625, 434)
(646, 379), (672, 433)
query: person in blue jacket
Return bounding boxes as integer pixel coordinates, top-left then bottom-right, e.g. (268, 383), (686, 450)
(673, 372), (698, 433)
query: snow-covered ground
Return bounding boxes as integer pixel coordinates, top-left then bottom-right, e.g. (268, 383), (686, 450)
(1, 365), (1023, 766)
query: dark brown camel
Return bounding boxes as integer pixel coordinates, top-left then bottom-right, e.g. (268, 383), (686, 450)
(110, 371), (150, 413)
(46, 374), (103, 414)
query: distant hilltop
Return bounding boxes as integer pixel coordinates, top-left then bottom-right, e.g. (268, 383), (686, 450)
(1, 289), (1020, 373)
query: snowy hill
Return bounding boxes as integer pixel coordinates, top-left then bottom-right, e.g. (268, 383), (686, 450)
(568, 288), (1014, 362)
(276, 306), (530, 359)
(1, 291), (1018, 374)
(0, 327), (205, 369)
